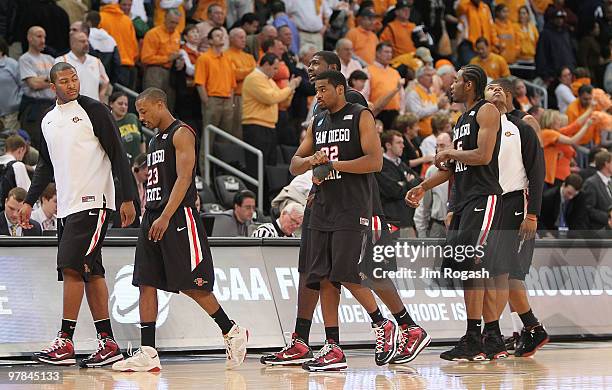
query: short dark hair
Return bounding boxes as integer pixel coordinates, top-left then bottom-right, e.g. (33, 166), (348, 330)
(270, 1), (286, 14)
(5, 135), (26, 152)
(381, 130), (403, 150)
(313, 51), (341, 70)
(348, 70), (368, 87)
(208, 26), (223, 40)
(259, 53), (278, 66)
(431, 113), (450, 135)
(240, 12), (258, 25)
(262, 38), (278, 52)
(278, 24), (291, 34)
(490, 78), (514, 95)
(85, 11), (101, 28)
(0, 36), (8, 56)
(376, 42), (392, 53)
(7, 187), (26, 203)
(494, 4), (507, 17)
(136, 87), (167, 104)
(578, 84), (594, 96)
(183, 24), (198, 38)
(315, 70), (347, 91)
(588, 147), (606, 163)
(234, 190), (256, 206)
(475, 37), (489, 47)
(49, 62), (76, 83)
(564, 173), (583, 191)
(41, 183), (56, 201)
(207, 3), (223, 15)
(594, 150), (611, 171)
(109, 90), (128, 104)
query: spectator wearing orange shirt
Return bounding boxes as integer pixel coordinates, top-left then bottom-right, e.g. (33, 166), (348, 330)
(153, 0), (188, 34)
(495, 0), (529, 23)
(195, 27), (237, 159)
(192, 0), (227, 22)
(345, 8), (379, 65)
(405, 66), (449, 137)
(141, 9), (183, 111)
(494, 4), (518, 64)
(99, 1), (139, 89)
(364, 43), (403, 129)
(470, 37), (510, 80)
(225, 28), (257, 139)
(456, 0), (499, 60)
(379, 0), (416, 57)
(515, 6), (539, 63)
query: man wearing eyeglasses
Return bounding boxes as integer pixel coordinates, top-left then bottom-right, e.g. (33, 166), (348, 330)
(211, 190), (256, 237)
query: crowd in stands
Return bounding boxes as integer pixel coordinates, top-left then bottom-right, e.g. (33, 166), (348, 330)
(0, 0), (611, 238)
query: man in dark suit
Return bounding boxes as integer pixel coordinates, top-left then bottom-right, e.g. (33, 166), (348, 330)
(580, 147), (606, 181)
(376, 130), (421, 233)
(583, 150), (612, 230)
(539, 174), (586, 237)
(1, 187), (42, 236)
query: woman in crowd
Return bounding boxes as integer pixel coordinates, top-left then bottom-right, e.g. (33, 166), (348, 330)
(555, 66), (576, 114)
(109, 91), (145, 163)
(514, 6), (538, 63)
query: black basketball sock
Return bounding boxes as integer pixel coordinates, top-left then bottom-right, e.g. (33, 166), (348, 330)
(484, 320), (501, 335)
(466, 318), (482, 334)
(211, 307), (234, 335)
(518, 309), (539, 328)
(325, 327), (339, 345)
(94, 318), (114, 339)
(368, 308), (385, 325)
(294, 318), (312, 345)
(393, 307), (416, 327)
(61, 319), (77, 340)
(140, 322), (156, 348)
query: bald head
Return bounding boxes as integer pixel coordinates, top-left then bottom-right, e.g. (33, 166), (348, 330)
(259, 25), (277, 42)
(229, 28), (247, 50)
(27, 26), (46, 53)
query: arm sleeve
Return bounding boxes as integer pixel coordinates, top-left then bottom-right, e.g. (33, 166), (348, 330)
(18, 56), (37, 80)
(12, 162), (31, 191)
(520, 122), (545, 215)
(87, 101), (137, 202)
(25, 136), (54, 206)
(141, 31), (167, 65)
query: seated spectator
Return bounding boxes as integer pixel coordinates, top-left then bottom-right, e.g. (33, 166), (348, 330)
(376, 130), (421, 236)
(540, 108), (593, 187)
(394, 113), (432, 174)
(555, 66), (575, 114)
(109, 91), (145, 163)
(252, 202), (304, 237)
(55, 32), (110, 102)
(0, 135), (31, 208)
(414, 132), (452, 238)
(470, 37), (510, 80)
(31, 183), (57, 231)
(539, 174), (585, 236)
(581, 147), (607, 181)
(0, 187), (42, 236)
(211, 190), (256, 237)
(515, 5), (539, 63)
(583, 150), (612, 230)
(380, 0), (416, 58)
(336, 39), (363, 80)
(0, 37), (22, 132)
(345, 8), (378, 65)
(405, 66), (449, 138)
(494, 3), (519, 64)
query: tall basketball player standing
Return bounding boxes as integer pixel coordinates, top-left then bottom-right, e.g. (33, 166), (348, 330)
(406, 64), (505, 361)
(112, 88), (248, 372)
(18, 62), (137, 367)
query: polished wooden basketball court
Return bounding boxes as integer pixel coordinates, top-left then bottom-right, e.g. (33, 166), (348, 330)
(2, 342), (612, 389)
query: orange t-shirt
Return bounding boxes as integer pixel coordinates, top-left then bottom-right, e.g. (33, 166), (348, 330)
(565, 99), (601, 145)
(495, 19), (518, 64)
(141, 26), (181, 68)
(346, 27), (379, 65)
(194, 49), (236, 97)
(367, 64), (401, 111)
(380, 20), (416, 57)
(469, 53), (510, 80)
(514, 22), (539, 61)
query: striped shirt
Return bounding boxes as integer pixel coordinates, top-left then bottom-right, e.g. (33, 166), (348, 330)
(252, 218), (292, 238)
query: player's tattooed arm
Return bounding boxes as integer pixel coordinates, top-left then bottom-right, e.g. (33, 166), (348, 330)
(437, 102), (500, 167)
(290, 120), (328, 176)
(332, 110), (383, 174)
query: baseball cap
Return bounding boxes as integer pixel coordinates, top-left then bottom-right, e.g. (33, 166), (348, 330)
(357, 8), (377, 18)
(395, 0), (410, 10)
(415, 47), (433, 63)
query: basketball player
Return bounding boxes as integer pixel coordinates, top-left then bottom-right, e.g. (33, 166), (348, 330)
(18, 62), (136, 367)
(486, 79), (550, 356)
(261, 52), (429, 369)
(112, 88), (248, 372)
(406, 64), (505, 361)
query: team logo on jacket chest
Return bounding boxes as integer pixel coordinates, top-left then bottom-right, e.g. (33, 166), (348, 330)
(72, 116), (82, 123)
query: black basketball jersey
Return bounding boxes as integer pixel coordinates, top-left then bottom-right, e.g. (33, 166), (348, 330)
(451, 99), (502, 212)
(309, 102), (373, 231)
(145, 119), (197, 212)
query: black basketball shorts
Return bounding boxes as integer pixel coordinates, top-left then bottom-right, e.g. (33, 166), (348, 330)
(57, 208), (110, 282)
(442, 195), (503, 276)
(305, 228), (369, 289)
(133, 207), (215, 293)
(499, 190), (535, 281)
